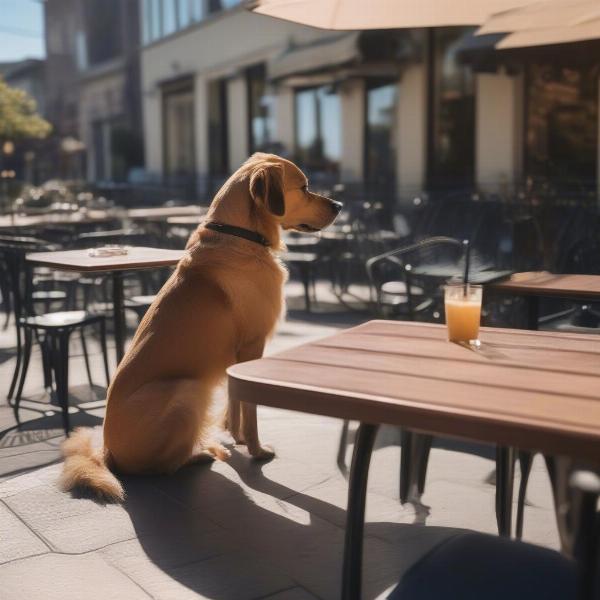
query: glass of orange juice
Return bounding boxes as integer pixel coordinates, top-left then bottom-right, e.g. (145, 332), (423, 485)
(444, 283), (482, 344)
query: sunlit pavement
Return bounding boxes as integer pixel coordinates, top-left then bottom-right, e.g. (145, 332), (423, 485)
(0, 281), (560, 600)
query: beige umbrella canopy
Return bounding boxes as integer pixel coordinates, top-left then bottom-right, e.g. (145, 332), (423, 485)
(478, 0), (600, 35)
(248, 0), (539, 29)
(495, 18), (600, 47)
(475, 0), (600, 48)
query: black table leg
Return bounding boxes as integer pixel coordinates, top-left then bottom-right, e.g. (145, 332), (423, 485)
(112, 271), (125, 364)
(342, 423), (378, 600)
(496, 446), (516, 537)
(527, 295), (539, 330)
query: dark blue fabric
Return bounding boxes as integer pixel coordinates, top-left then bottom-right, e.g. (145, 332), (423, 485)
(388, 532), (576, 600)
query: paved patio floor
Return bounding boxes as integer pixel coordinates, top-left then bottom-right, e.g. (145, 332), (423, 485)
(0, 282), (561, 599)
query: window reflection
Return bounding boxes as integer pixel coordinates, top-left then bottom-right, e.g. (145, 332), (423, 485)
(208, 78), (229, 181)
(247, 64), (274, 153)
(295, 86), (341, 178)
(428, 27), (475, 190)
(150, 0), (162, 41)
(365, 79), (397, 197)
(163, 80), (196, 180)
(162, 0), (178, 36)
(525, 64), (598, 192)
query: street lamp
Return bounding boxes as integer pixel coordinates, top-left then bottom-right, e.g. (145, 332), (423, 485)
(2, 140), (16, 223)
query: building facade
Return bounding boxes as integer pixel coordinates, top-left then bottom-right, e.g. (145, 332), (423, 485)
(140, 3), (600, 206)
(43, 0), (144, 182)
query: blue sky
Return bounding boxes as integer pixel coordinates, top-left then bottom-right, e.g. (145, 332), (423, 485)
(0, 0), (45, 63)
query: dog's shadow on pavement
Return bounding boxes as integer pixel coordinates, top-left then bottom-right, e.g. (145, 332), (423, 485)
(121, 449), (462, 600)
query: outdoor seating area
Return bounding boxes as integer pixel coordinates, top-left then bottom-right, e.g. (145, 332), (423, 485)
(2, 0), (600, 599)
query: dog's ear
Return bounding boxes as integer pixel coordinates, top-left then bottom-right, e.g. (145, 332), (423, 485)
(249, 162), (285, 216)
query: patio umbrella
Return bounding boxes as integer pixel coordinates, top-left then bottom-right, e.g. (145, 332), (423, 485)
(478, 0), (600, 35)
(476, 0), (600, 48)
(494, 18), (600, 47)
(248, 0), (540, 29)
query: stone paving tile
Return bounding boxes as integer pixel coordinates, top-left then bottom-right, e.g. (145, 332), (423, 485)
(105, 545), (294, 600)
(0, 462), (62, 499)
(260, 588), (320, 600)
(0, 552), (151, 600)
(4, 475), (219, 553)
(0, 501), (49, 564)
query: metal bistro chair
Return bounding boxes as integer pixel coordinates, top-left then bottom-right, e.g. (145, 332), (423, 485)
(339, 237), (521, 536)
(2, 239), (110, 435)
(337, 237), (464, 500)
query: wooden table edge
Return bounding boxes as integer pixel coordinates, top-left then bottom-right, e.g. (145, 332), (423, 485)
(227, 369), (600, 464)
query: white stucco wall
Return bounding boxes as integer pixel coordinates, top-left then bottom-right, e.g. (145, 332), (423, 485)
(141, 8), (326, 176)
(339, 78), (364, 183)
(475, 72), (520, 192)
(227, 76), (248, 171)
(396, 64), (427, 199)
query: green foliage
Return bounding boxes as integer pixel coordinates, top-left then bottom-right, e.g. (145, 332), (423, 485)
(0, 76), (52, 141)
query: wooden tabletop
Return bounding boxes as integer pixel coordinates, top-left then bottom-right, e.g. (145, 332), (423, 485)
(167, 215), (206, 225)
(228, 320), (600, 463)
(0, 210), (113, 229)
(489, 272), (600, 299)
(127, 206), (206, 220)
(26, 246), (185, 272)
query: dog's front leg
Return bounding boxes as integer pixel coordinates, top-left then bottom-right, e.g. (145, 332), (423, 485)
(227, 396), (244, 444)
(236, 340), (274, 460)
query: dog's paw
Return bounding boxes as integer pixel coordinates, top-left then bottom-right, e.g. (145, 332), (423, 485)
(249, 444), (275, 461)
(207, 442), (232, 461)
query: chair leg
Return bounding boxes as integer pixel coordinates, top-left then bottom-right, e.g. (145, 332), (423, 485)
(400, 429), (413, 504)
(337, 420), (350, 471)
(495, 446), (516, 537)
(98, 319), (111, 387)
(516, 450), (534, 539)
(39, 334), (53, 393)
(80, 328), (94, 389)
(14, 327), (33, 404)
(7, 321), (23, 401)
(300, 265), (311, 312)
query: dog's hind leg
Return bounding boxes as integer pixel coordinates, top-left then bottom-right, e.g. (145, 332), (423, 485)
(185, 440), (231, 466)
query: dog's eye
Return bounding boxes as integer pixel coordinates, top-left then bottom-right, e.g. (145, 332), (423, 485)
(301, 185), (308, 194)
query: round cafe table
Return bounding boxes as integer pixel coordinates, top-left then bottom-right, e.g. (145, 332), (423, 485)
(26, 246), (185, 364)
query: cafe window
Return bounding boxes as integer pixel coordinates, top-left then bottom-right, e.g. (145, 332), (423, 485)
(427, 27), (475, 190)
(208, 78), (229, 180)
(246, 64), (275, 153)
(294, 86), (341, 177)
(150, 0), (162, 41)
(163, 79), (196, 180)
(178, 0), (192, 28)
(365, 79), (398, 197)
(525, 63), (598, 192)
(162, 0), (178, 36)
(85, 0), (122, 65)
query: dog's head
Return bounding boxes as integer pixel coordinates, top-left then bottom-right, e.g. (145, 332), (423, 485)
(247, 153), (342, 233)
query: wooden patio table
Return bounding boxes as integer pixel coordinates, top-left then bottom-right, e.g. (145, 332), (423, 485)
(26, 246), (185, 364)
(228, 320), (600, 600)
(489, 272), (600, 329)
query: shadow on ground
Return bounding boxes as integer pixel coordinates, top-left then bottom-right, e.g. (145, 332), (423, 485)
(119, 450), (461, 599)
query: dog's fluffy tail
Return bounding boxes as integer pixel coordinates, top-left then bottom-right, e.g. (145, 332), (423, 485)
(60, 428), (124, 502)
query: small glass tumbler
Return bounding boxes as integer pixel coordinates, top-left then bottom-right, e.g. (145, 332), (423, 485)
(444, 283), (482, 344)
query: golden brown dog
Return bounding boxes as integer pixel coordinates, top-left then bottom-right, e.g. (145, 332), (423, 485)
(60, 153), (341, 501)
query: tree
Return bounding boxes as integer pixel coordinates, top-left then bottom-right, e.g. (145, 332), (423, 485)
(0, 76), (52, 141)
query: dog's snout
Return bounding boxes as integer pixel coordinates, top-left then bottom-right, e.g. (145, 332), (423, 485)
(330, 200), (343, 215)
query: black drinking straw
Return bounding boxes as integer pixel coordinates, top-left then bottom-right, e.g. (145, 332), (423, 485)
(463, 239), (470, 297)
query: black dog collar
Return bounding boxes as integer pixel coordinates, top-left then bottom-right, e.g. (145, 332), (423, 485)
(204, 222), (270, 247)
